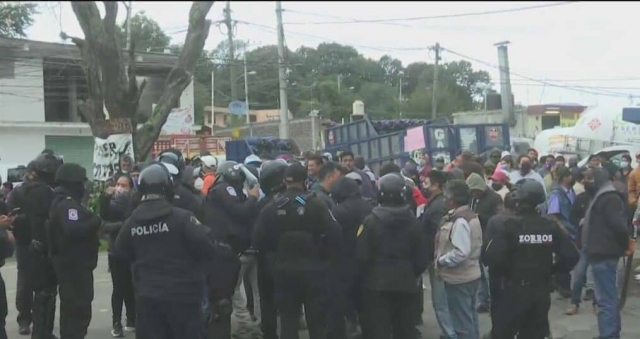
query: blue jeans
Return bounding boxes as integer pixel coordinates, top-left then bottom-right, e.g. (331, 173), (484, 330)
(571, 251), (596, 307)
(590, 258), (621, 339)
(445, 279), (480, 339)
(428, 266), (457, 339)
(477, 265), (490, 307)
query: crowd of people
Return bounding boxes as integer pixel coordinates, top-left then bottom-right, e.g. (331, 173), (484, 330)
(0, 145), (635, 339)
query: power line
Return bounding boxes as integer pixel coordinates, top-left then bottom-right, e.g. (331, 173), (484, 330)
(235, 20), (430, 53)
(441, 47), (633, 98)
(282, 2), (576, 25)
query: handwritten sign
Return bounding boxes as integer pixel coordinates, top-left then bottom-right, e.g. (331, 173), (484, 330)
(160, 105), (195, 135)
(93, 118), (133, 138)
(403, 126), (426, 152)
(93, 133), (135, 181)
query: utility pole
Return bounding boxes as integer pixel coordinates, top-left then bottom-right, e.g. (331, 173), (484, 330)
(124, 1), (133, 51)
(224, 1), (239, 101)
(430, 43), (441, 120)
(337, 74), (342, 94)
(276, 1), (290, 139)
(244, 52), (254, 136)
(398, 76), (403, 117)
(495, 41), (515, 126)
(210, 69), (215, 129)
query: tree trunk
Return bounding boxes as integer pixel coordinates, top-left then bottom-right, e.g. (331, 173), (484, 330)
(69, 1), (214, 160)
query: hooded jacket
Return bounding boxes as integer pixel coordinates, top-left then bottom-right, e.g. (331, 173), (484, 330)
(331, 177), (373, 277)
(357, 205), (428, 292)
(582, 167), (630, 260)
(467, 173), (502, 230)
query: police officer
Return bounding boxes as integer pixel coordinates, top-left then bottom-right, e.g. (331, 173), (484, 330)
(484, 179), (579, 338)
(6, 161), (36, 335)
(48, 163), (101, 339)
(0, 206), (15, 339)
(255, 160), (288, 339)
(253, 163), (341, 339)
(330, 176), (373, 339)
(116, 163), (216, 339)
(22, 152), (61, 339)
(156, 149), (203, 218)
(356, 173), (428, 339)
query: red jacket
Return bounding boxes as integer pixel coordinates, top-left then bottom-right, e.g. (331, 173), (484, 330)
(413, 187), (428, 206)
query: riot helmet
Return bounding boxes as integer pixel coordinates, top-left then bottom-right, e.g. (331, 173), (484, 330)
(512, 178), (545, 208)
(377, 173), (406, 206)
(216, 161), (245, 186)
(259, 160), (287, 194)
(55, 163), (87, 184)
(157, 149), (185, 174)
(138, 162), (174, 199)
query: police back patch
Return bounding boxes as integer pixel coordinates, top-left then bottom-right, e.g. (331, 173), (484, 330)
(226, 186), (237, 197)
(68, 209), (78, 221)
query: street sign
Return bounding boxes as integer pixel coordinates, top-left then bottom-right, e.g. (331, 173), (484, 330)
(228, 101), (248, 116)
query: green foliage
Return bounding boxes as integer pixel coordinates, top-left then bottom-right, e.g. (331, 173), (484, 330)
(119, 11), (171, 52)
(0, 2), (38, 38)
(113, 13), (493, 122)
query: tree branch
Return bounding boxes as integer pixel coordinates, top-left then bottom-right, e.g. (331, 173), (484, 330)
(134, 1), (214, 160)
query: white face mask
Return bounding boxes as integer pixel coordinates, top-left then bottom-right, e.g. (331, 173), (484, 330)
(621, 161), (629, 168)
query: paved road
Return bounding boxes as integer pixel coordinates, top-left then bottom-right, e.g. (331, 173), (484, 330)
(3, 254), (640, 338)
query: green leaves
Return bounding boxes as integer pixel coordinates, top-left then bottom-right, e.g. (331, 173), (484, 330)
(0, 2), (38, 38)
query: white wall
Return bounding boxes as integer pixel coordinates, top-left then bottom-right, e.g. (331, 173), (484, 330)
(0, 58), (45, 122)
(0, 123), (93, 166)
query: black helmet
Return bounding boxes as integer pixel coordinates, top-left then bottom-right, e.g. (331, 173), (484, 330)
(157, 149), (185, 173)
(512, 178), (545, 206)
(216, 161), (245, 185)
(34, 153), (61, 174)
(259, 160), (287, 194)
(378, 173), (406, 205)
(138, 162), (174, 198)
(55, 163), (87, 184)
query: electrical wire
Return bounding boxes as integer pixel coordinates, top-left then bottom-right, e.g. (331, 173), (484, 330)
(283, 2), (576, 25)
(441, 47), (633, 98)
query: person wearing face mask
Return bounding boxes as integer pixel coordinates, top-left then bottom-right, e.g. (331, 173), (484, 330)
(619, 154), (632, 194)
(100, 175), (136, 337)
(48, 163), (102, 339)
(581, 167), (631, 339)
(489, 168), (511, 201)
(434, 157), (446, 171)
(509, 155), (546, 196)
(419, 170), (457, 339)
(499, 151), (513, 173)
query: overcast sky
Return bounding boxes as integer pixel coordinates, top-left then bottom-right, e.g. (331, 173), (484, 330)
(26, 1), (640, 112)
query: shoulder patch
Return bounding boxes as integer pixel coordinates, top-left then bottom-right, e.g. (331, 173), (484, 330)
(68, 209), (78, 221)
(226, 186), (237, 197)
(356, 224), (364, 237)
(190, 216), (202, 226)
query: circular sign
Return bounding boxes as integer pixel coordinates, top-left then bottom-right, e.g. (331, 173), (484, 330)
(228, 101), (248, 116)
(434, 128), (445, 140)
(488, 128), (499, 141)
(328, 130), (335, 145)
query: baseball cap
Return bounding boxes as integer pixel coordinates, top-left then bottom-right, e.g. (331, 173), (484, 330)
(201, 155), (218, 168)
(160, 162), (179, 176)
(284, 163), (307, 183)
(490, 168), (509, 182)
(244, 154), (262, 165)
(345, 171), (363, 183)
(501, 151), (511, 159)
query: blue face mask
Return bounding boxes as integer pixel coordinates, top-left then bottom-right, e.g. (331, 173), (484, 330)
(621, 161), (629, 168)
(501, 163), (510, 171)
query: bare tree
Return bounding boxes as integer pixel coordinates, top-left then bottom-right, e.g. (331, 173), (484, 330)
(65, 1), (214, 160)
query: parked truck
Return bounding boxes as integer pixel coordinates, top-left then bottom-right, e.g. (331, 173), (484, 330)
(323, 117), (511, 175)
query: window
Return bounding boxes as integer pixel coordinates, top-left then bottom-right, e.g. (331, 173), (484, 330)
(0, 59), (15, 79)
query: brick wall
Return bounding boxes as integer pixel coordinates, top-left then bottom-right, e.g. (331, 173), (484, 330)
(210, 118), (322, 152)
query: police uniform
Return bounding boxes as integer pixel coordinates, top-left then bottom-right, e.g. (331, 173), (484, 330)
(252, 163), (341, 339)
(48, 163), (101, 339)
(22, 154), (60, 339)
(356, 174), (429, 339)
(484, 179), (579, 339)
(254, 160), (288, 339)
(116, 164), (216, 339)
(5, 182), (35, 333)
(0, 206), (14, 339)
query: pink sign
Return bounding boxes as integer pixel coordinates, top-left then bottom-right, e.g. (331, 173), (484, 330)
(404, 126), (426, 152)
